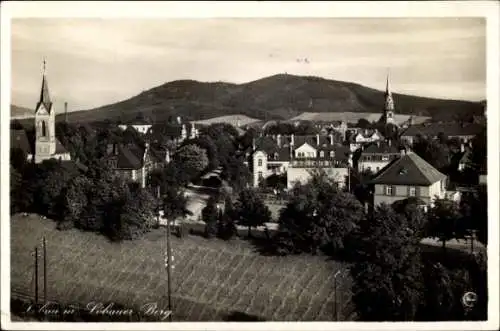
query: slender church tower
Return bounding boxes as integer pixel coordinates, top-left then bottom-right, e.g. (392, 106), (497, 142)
(34, 59), (57, 163)
(382, 71), (396, 125)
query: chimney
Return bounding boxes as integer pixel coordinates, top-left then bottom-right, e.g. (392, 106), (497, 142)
(290, 134), (295, 146)
(460, 143), (465, 153)
(316, 134), (320, 146)
(329, 134), (334, 145)
(277, 134), (282, 147)
(252, 138), (256, 151)
(177, 116), (181, 124)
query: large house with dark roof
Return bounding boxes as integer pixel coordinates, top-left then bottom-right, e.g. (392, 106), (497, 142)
(105, 142), (169, 188)
(250, 134), (352, 189)
(370, 151), (447, 206)
(355, 140), (402, 173)
(10, 61), (71, 163)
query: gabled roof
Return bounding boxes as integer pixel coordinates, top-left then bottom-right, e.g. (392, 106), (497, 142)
(371, 151), (446, 186)
(11, 129), (32, 154)
(116, 144), (145, 170)
(55, 139), (69, 154)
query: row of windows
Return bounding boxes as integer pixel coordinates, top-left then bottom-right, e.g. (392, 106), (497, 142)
(362, 155), (391, 162)
(296, 151), (335, 158)
(292, 160), (343, 167)
(384, 185), (419, 197)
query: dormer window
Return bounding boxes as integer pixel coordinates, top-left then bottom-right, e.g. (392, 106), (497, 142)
(399, 168), (408, 175)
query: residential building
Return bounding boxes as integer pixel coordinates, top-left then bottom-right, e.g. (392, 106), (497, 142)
(146, 120), (199, 146)
(356, 140), (401, 173)
(348, 128), (384, 152)
(105, 142), (170, 188)
(370, 151), (447, 206)
(250, 134), (351, 189)
(400, 122), (484, 145)
(118, 120), (153, 135)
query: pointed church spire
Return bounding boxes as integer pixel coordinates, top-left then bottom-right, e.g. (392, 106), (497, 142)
(384, 69), (394, 112)
(385, 69), (391, 95)
(37, 58), (53, 112)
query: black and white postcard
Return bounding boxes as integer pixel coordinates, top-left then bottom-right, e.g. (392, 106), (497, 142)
(1, 1), (499, 331)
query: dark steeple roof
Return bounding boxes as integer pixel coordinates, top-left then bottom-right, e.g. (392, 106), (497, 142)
(36, 60), (53, 113)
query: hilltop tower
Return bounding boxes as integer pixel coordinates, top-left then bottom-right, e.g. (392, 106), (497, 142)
(379, 71), (397, 126)
(34, 59), (57, 163)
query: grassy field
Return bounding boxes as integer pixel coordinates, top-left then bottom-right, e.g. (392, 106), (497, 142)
(10, 214), (353, 321)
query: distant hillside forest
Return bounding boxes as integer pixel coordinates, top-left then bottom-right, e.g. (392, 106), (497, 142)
(12, 74), (485, 126)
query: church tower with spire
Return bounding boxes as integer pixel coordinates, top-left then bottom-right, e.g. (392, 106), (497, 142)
(379, 71), (397, 126)
(34, 59), (57, 163)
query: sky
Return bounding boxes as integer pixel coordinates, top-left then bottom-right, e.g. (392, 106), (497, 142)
(11, 17), (486, 111)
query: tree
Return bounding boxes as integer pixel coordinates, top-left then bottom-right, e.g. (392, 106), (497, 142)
(183, 136), (219, 171)
(10, 147), (27, 171)
(61, 175), (92, 229)
(173, 144), (209, 181)
(221, 156), (251, 193)
(10, 166), (22, 214)
(412, 137), (451, 173)
(234, 188), (271, 238)
(33, 160), (79, 219)
(276, 172), (365, 255)
(218, 196), (238, 240)
(162, 187), (192, 222)
(202, 196), (219, 238)
(356, 118), (372, 129)
(391, 198), (428, 239)
(112, 188), (155, 240)
(350, 204), (423, 321)
(427, 198), (464, 250)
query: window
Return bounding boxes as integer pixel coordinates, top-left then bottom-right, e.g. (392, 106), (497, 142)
(330, 151), (335, 158)
(258, 171), (263, 178)
(409, 186), (417, 197)
(319, 151), (324, 158)
(258, 159), (263, 166)
(382, 155), (389, 161)
(385, 185), (394, 196)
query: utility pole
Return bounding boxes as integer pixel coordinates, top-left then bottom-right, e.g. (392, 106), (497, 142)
(64, 102), (68, 123)
(34, 246), (39, 306)
(166, 218), (173, 322)
(43, 237), (47, 304)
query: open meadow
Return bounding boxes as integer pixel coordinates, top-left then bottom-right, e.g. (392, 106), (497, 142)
(10, 214), (353, 321)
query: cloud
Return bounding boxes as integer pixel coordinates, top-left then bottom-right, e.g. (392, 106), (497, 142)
(10, 18), (486, 110)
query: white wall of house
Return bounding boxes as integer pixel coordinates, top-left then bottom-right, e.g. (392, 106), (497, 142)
(373, 180), (445, 206)
(287, 167), (347, 189)
(358, 160), (391, 173)
(253, 151), (268, 187)
(294, 143), (317, 158)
